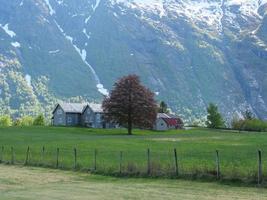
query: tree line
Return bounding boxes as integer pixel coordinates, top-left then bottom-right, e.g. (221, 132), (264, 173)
(205, 103), (267, 132)
(0, 74), (266, 133)
(102, 74), (267, 134)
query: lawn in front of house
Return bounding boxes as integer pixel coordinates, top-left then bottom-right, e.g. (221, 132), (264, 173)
(0, 126), (266, 182)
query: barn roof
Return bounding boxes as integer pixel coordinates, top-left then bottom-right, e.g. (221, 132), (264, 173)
(162, 118), (179, 126)
(157, 113), (183, 126)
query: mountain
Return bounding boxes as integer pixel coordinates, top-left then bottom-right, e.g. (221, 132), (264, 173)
(0, 0), (267, 122)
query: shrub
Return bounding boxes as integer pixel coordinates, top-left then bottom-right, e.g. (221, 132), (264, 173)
(205, 103), (225, 129)
(13, 119), (22, 126)
(242, 119), (267, 132)
(231, 115), (243, 130)
(232, 118), (267, 132)
(19, 116), (34, 126)
(33, 114), (45, 126)
(0, 115), (12, 127)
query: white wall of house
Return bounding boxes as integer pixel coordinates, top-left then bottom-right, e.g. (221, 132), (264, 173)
(154, 118), (168, 131)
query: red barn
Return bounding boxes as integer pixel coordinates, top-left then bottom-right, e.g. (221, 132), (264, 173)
(154, 113), (183, 131)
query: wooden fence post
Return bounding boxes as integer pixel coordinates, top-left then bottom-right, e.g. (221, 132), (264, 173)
(25, 146), (30, 165)
(216, 150), (220, 179)
(258, 150), (262, 186)
(56, 148), (59, 168)
(94, 149), (97, 171)
(119, 151), (123, 174)
(147, 148), (151, 175)
(74, 148), (77, 169)
(41, 146), (45, 165)
(0, 146), (4, 163)
(11, 147), (14, 164)
(174, 148), (179, 176)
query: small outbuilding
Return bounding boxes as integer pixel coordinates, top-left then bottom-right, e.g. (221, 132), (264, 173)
(154, 113), (183, 131)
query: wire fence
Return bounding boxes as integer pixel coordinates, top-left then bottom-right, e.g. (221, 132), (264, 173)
(0, 146), (265, 185)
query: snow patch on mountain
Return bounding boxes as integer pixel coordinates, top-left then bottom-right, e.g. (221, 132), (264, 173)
(56, 0), (64, 5)
(19, 0), (24, 6)
(226, 0), (267, 7)
(85, 0), (102, 24)
(111, 0), (266, 33)
(83, 28), (91, 40)
(25, 74), (32, 88)
(49, 49), (60, 54)
(43, 0), (55, 15)
(93, 0), (101, 11)
(11, 42), (21, 48)
(112, 0), (166, 18)
(0, 24), (16, 38)
(54, 20), (109, 96)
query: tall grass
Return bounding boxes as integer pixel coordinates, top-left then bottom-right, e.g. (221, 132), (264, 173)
(0, 145), (265, 183)
(0, 126), (266, 183)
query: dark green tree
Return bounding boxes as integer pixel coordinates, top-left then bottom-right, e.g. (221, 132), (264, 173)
(205, 103), (225, 129)
(243, 109), (254, 120)
(33, 114), (46, 126)
(158, 101), (169, 113)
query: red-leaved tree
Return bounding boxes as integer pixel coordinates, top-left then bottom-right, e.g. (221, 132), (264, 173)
(102, 74), (157, 135)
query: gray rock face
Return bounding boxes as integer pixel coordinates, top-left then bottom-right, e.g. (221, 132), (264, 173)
(0, 0), (267, 121)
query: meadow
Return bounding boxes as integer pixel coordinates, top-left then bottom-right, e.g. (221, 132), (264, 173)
(0, 126), (266, 183)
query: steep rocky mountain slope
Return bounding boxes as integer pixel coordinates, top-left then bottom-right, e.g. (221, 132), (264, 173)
(0, 0), (267, 122)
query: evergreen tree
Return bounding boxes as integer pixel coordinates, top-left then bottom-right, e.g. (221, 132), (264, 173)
(243, 109), (254, 120)
(205, 103), (225, 129)
(158, 101), (169, 113)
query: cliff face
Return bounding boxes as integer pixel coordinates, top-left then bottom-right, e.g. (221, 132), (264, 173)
(0, 0), (267, 121)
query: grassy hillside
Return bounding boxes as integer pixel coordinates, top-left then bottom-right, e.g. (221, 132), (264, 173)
(0, 127), (266, 183)
(0, 165), (266, 200)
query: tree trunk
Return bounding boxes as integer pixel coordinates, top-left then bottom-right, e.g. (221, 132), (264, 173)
(128, 114), (132, 135)
(128, 123), (132, 135)
(128, 80), (133, 135)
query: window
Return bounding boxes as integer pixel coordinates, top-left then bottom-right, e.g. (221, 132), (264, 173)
(57, 109), (63, 115)
(85, 116), (89, 123)
(59, 117), (63, 124)
(87, 109), (90, 114)
(68, 117), (72, 123)
(96, 114), (101, 122)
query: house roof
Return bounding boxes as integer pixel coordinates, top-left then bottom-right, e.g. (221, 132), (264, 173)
(89, 103), (103, 113)
(60, 103), (87, 113)
(53, 102), (103, 114)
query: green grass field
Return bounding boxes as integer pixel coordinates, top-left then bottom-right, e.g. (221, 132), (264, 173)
(0, 127), (266, 182)
(0, 165), (266, 200)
